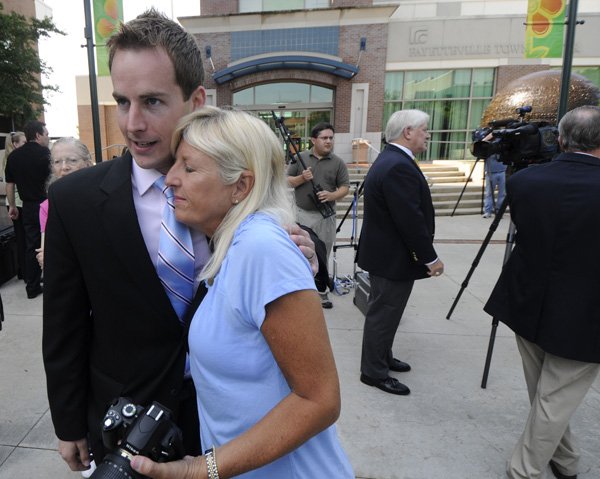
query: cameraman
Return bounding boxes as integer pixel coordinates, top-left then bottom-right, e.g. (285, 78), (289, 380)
(484, 105), (600, 479)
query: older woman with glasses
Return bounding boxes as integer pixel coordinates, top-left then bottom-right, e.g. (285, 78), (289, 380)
(36, 138), (93, 269)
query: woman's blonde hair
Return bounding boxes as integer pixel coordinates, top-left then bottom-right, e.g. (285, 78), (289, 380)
(171, 106), (294, 282)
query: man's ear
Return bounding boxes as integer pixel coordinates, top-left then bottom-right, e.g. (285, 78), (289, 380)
(233, 171), (255, 202)
(190, 85), (207, 111)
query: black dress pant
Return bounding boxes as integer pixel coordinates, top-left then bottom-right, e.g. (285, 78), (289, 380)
(6, 206), (26, 279)
(361, 274), (414, 379)
(21, 201), (42, 295)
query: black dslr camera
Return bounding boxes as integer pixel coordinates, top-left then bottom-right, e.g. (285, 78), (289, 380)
(470, 106), (559, 167)
(91, 397), (184, 479)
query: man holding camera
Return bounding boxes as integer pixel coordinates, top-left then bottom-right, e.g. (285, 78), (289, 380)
(484, 105), (600, 479)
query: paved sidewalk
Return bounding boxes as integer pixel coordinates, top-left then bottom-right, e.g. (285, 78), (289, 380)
(1, 214), (599, 478)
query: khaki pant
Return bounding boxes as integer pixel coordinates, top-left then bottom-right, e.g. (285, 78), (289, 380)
(295, 207), (336, 261)
(507, 336), (600, 478)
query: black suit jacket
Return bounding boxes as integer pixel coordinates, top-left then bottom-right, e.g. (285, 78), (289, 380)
(357, 144), (437, 281)
(42, 153), (193, 450)
(484, 152), (600, 363)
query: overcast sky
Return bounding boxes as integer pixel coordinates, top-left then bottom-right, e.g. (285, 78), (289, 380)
(38, 0), (200, 137)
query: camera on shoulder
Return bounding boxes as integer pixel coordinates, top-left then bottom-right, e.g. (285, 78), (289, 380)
(90, 397), (184, 479)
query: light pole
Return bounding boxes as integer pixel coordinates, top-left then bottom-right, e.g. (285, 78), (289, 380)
(83, 0), (103, 163)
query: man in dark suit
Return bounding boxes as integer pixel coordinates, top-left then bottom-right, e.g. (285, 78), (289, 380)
(484, 105), (600, 479)
(5, 121), (50, 298)
(42, 10), (316, 475)
(357, 109), (444, 396)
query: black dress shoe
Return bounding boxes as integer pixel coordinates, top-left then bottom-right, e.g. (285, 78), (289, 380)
(389, 358), (411, 372)
(26, 287), (43, 299)
(360, 374), (410, 395)
(550, 461), (577, 479)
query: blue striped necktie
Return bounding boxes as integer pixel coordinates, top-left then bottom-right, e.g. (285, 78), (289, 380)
(154, 176), (195, 322)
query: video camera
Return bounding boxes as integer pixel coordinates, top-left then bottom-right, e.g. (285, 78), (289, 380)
(90, 397), (184, 479)
(470, 106), (559, 167)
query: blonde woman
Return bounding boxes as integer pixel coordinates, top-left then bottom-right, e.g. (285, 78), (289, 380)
(132, 106), (353, 479)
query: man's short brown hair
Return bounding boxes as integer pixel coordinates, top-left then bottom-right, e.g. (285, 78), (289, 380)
(106, 8), (204, 101)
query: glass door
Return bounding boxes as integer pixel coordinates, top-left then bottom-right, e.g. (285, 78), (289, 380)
(258, 109), (332, 164)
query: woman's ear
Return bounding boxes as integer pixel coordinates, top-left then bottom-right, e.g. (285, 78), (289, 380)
(233, 171), (255, 203)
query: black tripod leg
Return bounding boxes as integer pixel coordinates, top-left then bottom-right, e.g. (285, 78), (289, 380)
(451, 158), (480, 217)
(446, 196), (509, 319)
(336, 181), (362, 234)
(481, 317), (499, 388)
(479, 221), (517, 387)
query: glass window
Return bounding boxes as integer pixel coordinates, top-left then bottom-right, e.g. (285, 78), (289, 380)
(233, 88), (254, 106)
(470, 99), (492, 129)
(384, 68), (495, 160)
(571, 66), (600, 90)
(255, 83), (309, 104)
(384, 72), (403, 101)
(233, 83), (332, 107)
(310, 85), (333, 103)
(472, 69), (495, 97)
(306, 0), (330, 7)
(240, 0), (329, 13)
(263, 0), (303, 10)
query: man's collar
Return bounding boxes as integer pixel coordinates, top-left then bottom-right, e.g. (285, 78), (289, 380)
(131, 157), (163, 195)
(388, 142), (415, 160)
(310, 148), (332, 160)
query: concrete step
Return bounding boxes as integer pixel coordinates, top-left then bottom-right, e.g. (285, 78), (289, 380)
(425, 171), (466, 178)
(420, 166), (463, 173)
(430, 183), (481, 192)
(432, 192), (481, 202)
(427, 176), (470, 184)
(336, 163), (484, 217)
(433, 199), (482, 210)
(436, 207), (483, 216)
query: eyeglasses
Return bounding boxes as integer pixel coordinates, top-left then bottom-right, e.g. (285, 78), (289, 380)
(317, 136), (334, 141)
(52, 158), (82, 167)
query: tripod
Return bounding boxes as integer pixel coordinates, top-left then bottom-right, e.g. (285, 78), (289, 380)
(332, 180), (363, 293)
(444, 195), (516, 388)
(450, 157), (483, 217)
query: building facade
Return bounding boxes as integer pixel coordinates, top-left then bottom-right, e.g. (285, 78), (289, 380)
(77, 0), (600, 163)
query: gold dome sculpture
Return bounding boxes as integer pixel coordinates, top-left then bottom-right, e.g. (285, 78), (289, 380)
(482, 70), (600, 126)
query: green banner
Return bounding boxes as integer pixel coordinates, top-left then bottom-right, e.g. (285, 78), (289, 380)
(93, 0), (123, 76)
(525, 0), (566, 58)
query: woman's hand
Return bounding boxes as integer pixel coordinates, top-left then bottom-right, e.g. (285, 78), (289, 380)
(285, 224), (318, 275)
(130, 455), (206, 479)
(36, 247), (44, 269)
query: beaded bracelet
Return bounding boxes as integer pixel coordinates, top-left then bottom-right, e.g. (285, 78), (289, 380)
(204, 446), (220, 479)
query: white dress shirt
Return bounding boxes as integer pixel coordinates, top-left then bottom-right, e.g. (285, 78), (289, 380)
(131, 159), (210, 291)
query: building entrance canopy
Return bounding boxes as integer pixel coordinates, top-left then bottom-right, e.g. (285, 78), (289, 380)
(213, 54), (359, 85)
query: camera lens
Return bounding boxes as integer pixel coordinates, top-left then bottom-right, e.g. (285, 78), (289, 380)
(90, 451), (142, 479)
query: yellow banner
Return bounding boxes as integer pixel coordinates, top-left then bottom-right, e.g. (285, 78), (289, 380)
(525, 0), (566, 58)
(93, 0), (123, 76)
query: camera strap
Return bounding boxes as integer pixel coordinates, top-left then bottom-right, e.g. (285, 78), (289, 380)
(182, 283), (209, 348)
